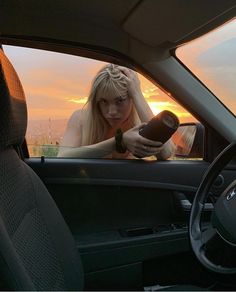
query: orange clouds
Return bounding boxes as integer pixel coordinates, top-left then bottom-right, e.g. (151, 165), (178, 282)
(25, 76), (193, 122)
(4, 44), (195, 123)
(68, 97), (88, 104)
(176, 18), (236, 116)
(138, 74), (194, 123)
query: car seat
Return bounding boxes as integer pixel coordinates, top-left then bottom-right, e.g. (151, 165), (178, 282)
(0, 47), (202, 291)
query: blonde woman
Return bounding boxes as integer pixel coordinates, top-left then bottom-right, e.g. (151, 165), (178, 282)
(58, 64), (174, 159)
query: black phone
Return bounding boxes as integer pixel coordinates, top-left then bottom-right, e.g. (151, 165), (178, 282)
(139, 110), (179, 143)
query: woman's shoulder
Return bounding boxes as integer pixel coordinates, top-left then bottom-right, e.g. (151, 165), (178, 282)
(68, 109), (86, 128)
(70, 108), (84, 118)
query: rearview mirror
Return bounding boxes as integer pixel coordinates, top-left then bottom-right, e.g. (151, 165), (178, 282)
(172, 123), (204, 158)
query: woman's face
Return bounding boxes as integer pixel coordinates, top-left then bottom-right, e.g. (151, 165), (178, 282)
(97, 88), (133, 128)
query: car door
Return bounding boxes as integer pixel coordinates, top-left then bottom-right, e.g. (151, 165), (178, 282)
(4, 45), (220, 290)
(27, 157), (215, 290)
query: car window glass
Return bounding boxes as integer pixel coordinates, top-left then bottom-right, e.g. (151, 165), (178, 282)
(3, 45), (200, 160)
(176, 18), (236, 117)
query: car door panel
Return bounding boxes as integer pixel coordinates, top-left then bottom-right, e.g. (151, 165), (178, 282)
(27, 159), (236, 290)
(26, 158), (213, 289)
(26, 159), (209, 238)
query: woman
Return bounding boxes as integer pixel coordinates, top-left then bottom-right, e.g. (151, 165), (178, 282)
(58, 64), (174, 159)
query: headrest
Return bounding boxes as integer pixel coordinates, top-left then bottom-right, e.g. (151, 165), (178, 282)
(0, 48), (27, 150)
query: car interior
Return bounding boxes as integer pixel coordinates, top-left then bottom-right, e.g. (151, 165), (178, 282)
(1, 0), (236, 291)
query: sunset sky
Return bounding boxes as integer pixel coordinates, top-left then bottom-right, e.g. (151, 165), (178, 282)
(3, 17), (236, 124)
(177, 18), (236, 115)
(3, 46), (192, 123)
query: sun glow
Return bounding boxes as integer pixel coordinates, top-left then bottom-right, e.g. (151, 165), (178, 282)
(68, 97), (88, 104)
(147, 101), (175, 115)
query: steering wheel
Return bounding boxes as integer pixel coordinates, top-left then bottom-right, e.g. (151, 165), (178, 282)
(190, 141), (236, 274)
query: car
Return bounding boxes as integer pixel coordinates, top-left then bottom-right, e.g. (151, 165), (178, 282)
(1, 0), (236, 290)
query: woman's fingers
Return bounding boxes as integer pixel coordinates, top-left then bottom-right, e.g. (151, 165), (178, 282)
(117, 66), (133, 76)
(134, 148), (160, 158)
(138, 135), (163, 147)
(117, 66), (139, 83)
(133, 123), (147, 131)
(142, 144), (162, 153)
(134, 143), (162, 158)
(141, 145), (162, 155)
(123, 124), (164, 157)
(117, 66), (141, 98)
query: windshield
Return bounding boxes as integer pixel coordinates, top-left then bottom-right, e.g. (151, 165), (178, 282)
(176, 18), (236, 116)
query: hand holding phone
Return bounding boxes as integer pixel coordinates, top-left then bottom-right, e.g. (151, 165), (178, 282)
(139, 110), (179, 143)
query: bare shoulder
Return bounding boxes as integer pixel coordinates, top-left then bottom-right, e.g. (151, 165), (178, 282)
(60, 109), (86, 148)
(67, 109), (85, 128)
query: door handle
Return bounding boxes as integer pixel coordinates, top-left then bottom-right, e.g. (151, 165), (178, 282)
(175, 192), (213, 212)
(180, 198), (213, 211)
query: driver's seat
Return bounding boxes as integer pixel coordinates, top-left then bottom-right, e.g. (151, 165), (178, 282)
(0, 47), (202, 291)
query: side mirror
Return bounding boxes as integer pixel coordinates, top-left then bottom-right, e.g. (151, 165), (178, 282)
(172, 123), (204, 158)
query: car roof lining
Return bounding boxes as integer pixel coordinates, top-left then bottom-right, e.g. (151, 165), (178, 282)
(123, 0), (236, 48)
(0, 0), (236, 64)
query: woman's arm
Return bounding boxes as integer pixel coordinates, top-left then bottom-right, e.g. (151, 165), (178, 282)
(155, 139), (176, 160)
(118, 66), (175, 160)
(118, 66), (153, 122)
(58, 137), (116, 158)
(57, 110), (115, 158)
(57, 110), (82, 157)
(58, 115), (123, 158)
(58, 114), (163, 158)
(57, 110), (117, 158)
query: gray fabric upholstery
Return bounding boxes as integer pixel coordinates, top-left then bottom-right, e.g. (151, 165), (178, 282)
(0, 48), (84, 290)
(0, 49), (27, 150)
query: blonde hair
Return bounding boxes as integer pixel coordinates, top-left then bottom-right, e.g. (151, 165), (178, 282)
(81, 64), (140, 145)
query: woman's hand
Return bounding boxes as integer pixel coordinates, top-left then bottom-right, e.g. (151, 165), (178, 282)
(118, 66), (154, 122)
(118, 66), (142, 99)
(123, 123), (163, 158)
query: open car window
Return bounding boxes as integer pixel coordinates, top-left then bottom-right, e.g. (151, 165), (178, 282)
(4, 45), (200, 160)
